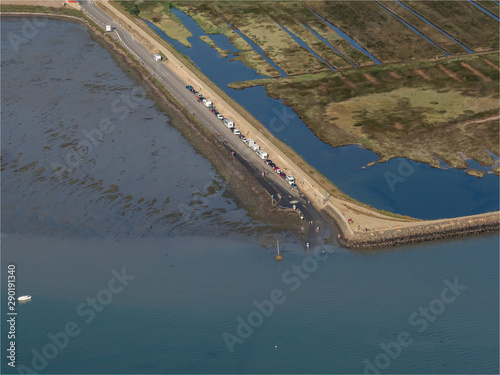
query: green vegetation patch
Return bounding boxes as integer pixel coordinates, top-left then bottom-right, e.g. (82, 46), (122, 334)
(213, 2), (331, 75)
(307, 1), (445, 63)
(136, 2), (193, 47)
(175, 2), (252, 51)
(199, 35), (231, 58)
(401, 1), (499, 51)
(230, 50), (281, 77)
(474, 0), (499, 16)
(260, 4), (352, 69)
(379, 1), (467, 55)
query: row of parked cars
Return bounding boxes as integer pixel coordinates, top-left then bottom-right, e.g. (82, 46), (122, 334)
(186, 85), (243, 133)
(264, 159), (298, 189)
(186, 85), (297, 190)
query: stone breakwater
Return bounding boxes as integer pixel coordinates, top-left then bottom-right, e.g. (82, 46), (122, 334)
(322, 206), (500, 249)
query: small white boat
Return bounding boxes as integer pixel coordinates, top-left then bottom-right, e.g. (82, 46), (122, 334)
(18, 295), (31, 302)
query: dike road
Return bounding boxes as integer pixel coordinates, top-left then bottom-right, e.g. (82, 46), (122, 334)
(77, 0), (334, 249)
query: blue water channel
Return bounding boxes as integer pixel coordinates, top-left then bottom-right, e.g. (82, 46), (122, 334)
(468, 0), (500, 21)
(299, 22), (356, 67)
(375, 1), (449, 56)
(147, 9), (499, 220)
(305, 7), (382, 65)
(274, 21), (334, 70)
(396, 1), (475, 53)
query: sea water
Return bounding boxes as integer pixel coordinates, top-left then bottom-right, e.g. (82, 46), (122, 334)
(1, 18), (498, 374)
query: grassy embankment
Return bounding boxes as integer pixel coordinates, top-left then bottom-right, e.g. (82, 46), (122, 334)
(401, 0), (499, 51)
(128, 1), (193, 47)
(230, 52), (499, 172)
(307, 1), (446, 62)
(199, 35), (230, 58)
(210, 2), (332, 76)
(472, 0), (499, 16)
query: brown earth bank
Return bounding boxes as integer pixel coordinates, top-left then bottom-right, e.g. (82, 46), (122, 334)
(1, 10), (304, 237)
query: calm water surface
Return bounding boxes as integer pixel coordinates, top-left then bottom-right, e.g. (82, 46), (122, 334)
(1, 18), (498, 375)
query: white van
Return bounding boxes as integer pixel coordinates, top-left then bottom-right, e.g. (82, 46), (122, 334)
(223, 119), (234, 128)
(204, 100), (212, 107)
(244, 139), (255, 147)
(106, 25), (112, 32)
(256, 150), (268, 159)
(153, 53), (162, 62)
(250, 144), (260, 152)
(286, 175), (295, 184)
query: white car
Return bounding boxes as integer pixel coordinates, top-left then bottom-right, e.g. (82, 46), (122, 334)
(286, 175), (295, 184)
(250, 144), (260, 152)
(217, 114), (224, 120)
(232, 129), (241, 135)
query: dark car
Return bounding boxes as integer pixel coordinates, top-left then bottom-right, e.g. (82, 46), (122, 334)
(238, 134), (246, 139)
(269, 162), (276, 168)
(265, 159), (272, 165)
(214, 111), (220, 116)
(279, 172), (287, 178)
(186, 85), (193, 90)
(291, 183), (298, 189)
(192, 90), (198, 95)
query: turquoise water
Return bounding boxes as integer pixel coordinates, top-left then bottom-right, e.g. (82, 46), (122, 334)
(2, 233), (498, 373)
(1, 18), (498, 375)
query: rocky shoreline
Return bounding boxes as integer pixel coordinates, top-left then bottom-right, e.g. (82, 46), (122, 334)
(323, 205), (500, 249)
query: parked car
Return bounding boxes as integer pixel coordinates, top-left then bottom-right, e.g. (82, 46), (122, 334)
(186, 85), (193, 90)
(265, 159), (272, 165)
(217, 114), (224, 120)
(256, 150), (268, 159)
(244, 138), (255, 147)
(279, 172), (287, 178)
(269, 162), (276, 168)
(240, 137), (247, 143)
(273, 166), (280, 171)
(238, 134), (246, 139)
(250, 144), (260, 152)
(291, 183), (298, 190)
(286, 175), (295, 184)
(232, 129), (241, 135)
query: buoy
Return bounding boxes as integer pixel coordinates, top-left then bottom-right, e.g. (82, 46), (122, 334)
(274, 240), (284, 261)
